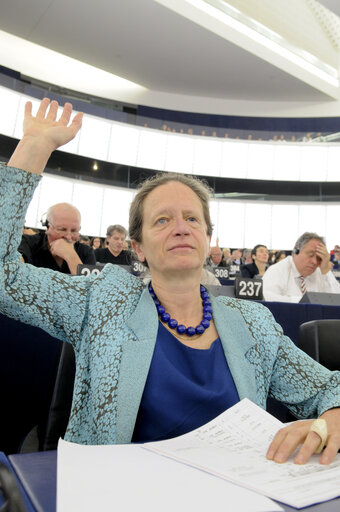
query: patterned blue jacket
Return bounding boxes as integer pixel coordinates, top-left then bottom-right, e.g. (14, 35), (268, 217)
(1, 165), (340, 445)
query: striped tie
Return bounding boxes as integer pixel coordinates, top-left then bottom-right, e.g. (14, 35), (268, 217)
(300, 276), (306, 295)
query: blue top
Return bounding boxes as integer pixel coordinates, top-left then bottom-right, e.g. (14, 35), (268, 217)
(132, 322), (239, 442)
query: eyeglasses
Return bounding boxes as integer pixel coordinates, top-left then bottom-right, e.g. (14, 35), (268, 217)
(49, 223), (80, 236)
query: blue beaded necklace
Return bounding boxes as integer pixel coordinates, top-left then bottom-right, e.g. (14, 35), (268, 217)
(148, 282), (212, 337)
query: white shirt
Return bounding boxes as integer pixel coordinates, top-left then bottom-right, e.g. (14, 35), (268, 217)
(262, 255), (340, 302)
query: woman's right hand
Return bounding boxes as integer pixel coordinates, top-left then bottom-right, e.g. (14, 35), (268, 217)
(22, 98), (83, 151)
(8, 98), (83, 174)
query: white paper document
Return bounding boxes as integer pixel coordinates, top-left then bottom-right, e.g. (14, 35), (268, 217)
(146, 398), (340, 509)
(58, 438), (281, 512)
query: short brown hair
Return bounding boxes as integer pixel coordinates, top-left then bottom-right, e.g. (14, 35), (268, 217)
(106, 224), (127, 237)
(129, 173), (213, 243)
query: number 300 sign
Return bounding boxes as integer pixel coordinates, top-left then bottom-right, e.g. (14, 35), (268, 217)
(234, 277), (263, 300)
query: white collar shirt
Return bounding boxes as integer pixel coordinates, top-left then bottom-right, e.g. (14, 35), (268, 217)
(262, 255), (340, 302)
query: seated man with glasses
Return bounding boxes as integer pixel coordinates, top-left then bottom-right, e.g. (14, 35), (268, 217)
(19, 202), (95, 274)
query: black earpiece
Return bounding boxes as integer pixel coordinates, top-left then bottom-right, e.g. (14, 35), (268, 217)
(40, 214), (49, 228)
(294, 248), (300, 255)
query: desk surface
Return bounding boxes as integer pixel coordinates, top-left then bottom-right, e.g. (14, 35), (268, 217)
(0, 451), (35, 512)
(2, 451), (340, 512)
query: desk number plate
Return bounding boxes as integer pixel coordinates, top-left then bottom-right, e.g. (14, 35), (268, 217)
(234, 277), (263, 300)
(77, 263), (147, 277)
(214, 267), (229, 279)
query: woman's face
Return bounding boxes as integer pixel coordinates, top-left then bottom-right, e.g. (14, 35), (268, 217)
(254, 246), (269, 264)
(92, 237), (101, 249)
(132, 182), (210, 278)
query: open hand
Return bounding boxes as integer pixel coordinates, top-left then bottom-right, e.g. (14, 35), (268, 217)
(23, 98), (83, 152)
(8, 98), (83, 174)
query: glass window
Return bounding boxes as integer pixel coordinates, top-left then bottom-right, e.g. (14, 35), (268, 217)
(271, 204), (299, 249)
(298, 204), (326, 236)
(325, 205), (340, 247)
(273, 145), (301, 181)
(247, 143), (274, 180)
(216, 202), (245, 248)
(209, 199), (219, 243)
(78, 115), (111, 160)
(108, 123), (139, 166)
(72, 181), (104, 236)
(25, 180), (43, 228)
(100, 187), (133, 237)
(192, 138), (222, 176)
(164, 134), (195, 173)
(36, 175), (74, 227)
(136, 130), (167, 171)
(300, 146), (327, 181)
(0, 87), (20, 137)
(221, 140), (248, 179)
(244, 204), (272, 247)
(326, 146), (340, 181)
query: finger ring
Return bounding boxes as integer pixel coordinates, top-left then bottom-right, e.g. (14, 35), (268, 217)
(310, 418), (328, 453)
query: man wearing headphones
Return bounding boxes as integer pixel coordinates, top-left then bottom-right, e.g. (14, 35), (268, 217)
(19, 203), (95, 274)
(262, 232), (340, 302)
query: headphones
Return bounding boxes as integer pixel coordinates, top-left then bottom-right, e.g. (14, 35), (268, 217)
(293, 247), (300, 255)
(40, 213), (49, 228)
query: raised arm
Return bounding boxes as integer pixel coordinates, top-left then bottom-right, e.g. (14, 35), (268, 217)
(0, 99), (88, 343)
(8, 98), (83, 174)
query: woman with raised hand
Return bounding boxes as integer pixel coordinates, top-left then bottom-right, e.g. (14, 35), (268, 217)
(1, 98), (340, 465)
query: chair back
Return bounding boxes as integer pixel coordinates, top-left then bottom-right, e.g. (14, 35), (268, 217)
(20, 341), (76, 452)
(298, 319), (340, 371)
(40, 342), (76, 450)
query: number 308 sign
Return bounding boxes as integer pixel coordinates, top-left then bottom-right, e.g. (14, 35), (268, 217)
(234, 277), (263, 300)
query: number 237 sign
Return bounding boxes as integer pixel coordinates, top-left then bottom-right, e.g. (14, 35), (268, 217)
(234, 277), (263, 300)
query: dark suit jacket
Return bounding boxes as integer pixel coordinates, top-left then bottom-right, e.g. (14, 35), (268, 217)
(240, 262), (260, 278)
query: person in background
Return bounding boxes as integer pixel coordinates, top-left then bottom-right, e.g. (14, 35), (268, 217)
(2, 98), (340, 466)
(242, 248), (252, 265)
(241, 244), (269, 278)
(274, 250), (286, 264)
(330, 245), (340, 271)
(231, 249), (242, 264)
(262, 232), (340, 302)
(91, 236), (103, 250)
(227, 248), (242, 278)
(222, 247), (232, 266)
(207, 246), (228, 268)
(79, 235), (91, 246)
(268, 250), (277, 265)
(19, 202), (95, 275)
(94, 224), (131, 266)
(123, 239), (132, 252)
